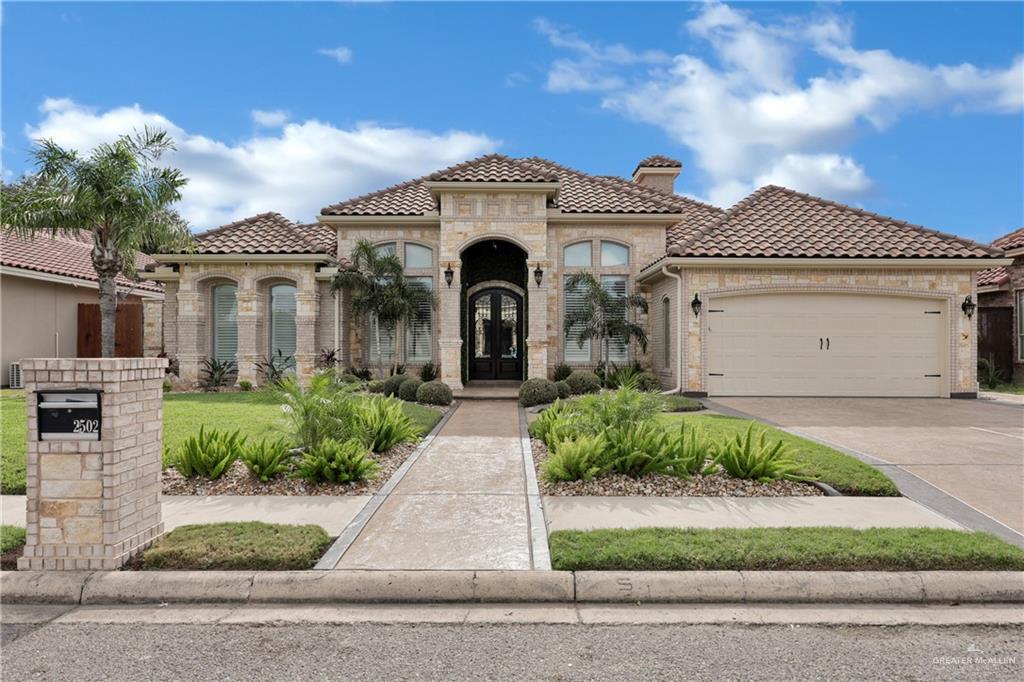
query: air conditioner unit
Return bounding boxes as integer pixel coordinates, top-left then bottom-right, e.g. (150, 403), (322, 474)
(8, 362), (23, 389)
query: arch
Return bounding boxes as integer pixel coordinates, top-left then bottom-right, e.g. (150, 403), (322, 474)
(456, 232), (531, 256)
(253, 272), (300, 286)
(193, 271), (241, 286)
(466, 280), (526, 299)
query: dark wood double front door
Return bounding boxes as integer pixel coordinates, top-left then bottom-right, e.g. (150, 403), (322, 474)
(468, 288), (523, 380)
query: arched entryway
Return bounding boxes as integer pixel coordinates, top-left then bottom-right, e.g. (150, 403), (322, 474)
(468, 287), (524, 380)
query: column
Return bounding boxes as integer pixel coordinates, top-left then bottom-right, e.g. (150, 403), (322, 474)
(175, 291), (202, 384)
(526, 260), (551, 380)
(235, 288), (260, 386)
(142, 299), (163, 358)
(438, 263), (464, 390)
(295, 290), (319, 384)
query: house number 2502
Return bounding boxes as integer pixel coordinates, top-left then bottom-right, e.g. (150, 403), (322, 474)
(73, 419), (99, 433)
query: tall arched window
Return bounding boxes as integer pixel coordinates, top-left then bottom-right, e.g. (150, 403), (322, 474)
(211, 284), (238, 363)
(270, 284), (297, 369)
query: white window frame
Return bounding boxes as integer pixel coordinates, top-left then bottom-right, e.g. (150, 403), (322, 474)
(269, 283), (297, 371)
(560, 238), (633, 365)
(364, 239), (435, 366)
(211, 283), (238, 364)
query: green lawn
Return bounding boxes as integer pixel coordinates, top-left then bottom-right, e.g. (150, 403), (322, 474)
(141, 521), (331, 570)
(985, 383), (1024, 395)
(0, 389), (443, 494)
(658, 412), (899, 496)
(550, 527), (1024, 571)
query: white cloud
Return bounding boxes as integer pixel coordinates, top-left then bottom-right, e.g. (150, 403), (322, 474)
(318, 46), (353, 64)
(537, 2), (1023, 205)
(503, 72), (530, 88)
(251, 109), (289, 127)
(24, 98), (497, 229)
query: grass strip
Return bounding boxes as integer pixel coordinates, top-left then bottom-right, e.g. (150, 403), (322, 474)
(141, 521), (331, 570)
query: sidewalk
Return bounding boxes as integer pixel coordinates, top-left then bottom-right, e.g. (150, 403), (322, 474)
(332, 400), (544, 570)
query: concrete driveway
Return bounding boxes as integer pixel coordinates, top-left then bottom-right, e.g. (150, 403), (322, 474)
(711, 398), (1024, 537)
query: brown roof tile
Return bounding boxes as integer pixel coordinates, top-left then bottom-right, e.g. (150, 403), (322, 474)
(977, 266), (1010, 287)
(1, 230), (163, 293)
(321, 178), (436, 216)
(668, 185), (1000, 259)
(523, 157), (688, 214)
(634, 154), (682, 174)
(427, 154), (560, 182)
(992, 227), (1024, 251)
(195, 212), (332, 255)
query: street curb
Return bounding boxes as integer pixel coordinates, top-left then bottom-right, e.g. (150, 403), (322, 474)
(3, 570), (1020, 605)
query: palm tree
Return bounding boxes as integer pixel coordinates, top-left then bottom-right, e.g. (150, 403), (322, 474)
(3, 128), (189, 357)
(331, 239), (436, 377)
(564, 271), (649, 378)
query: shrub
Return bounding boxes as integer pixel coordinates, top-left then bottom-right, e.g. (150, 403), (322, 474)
(241, 438), (292, 482)
(419, 362), (440, 382)
(519, 378), (558, 407)
(603, 423), (684, 478)
(294, 438), (379, 484)
(200, 357), (235, 390)
(668, 422), (715, 477)
(528, 400), (572, 444)
(399, 377), (423, 402)
(572, 386), (662, 433)
(355, 395), (422, 452)
(274, 374), (361, 449)
(176, 426), (246, 479)
(1, 525), (27, 553)
(337, 372), (362, 384)
(977, 358), (1006, 390)
(382, 373), (408, 397)
(416, 380), (453, 406)
(367, 379), (385, 394)
(255, 349), (293, 386)
(316, 348), (339, 369)
(634, 372), (661, 392)
(552, 363), (572, 382)
(162, 378), (172, 393)
(554, 380), (571, 400)
(565, 370), (601, 395)
(238, 380), (253, 392)
(542, 434), (606, 483)
(347, 366), (373, 381)
(714, 424), (809, 482)
(604, 365), (640, 389)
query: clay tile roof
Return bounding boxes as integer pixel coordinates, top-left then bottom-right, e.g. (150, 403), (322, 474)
(194, 212), (332, 255)
(427, 154), (560, 182)
(0, 230), (163, 293)
(634, 155), (682, 174)
(977, 266), (1010, 287)
(668, 185), (1001, 259)
(322, 154), (696, 216)
(992, 227), (1024, 251)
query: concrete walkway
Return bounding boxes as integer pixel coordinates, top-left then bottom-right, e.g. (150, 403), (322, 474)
(334, 400), (543, 570)
(544, 496), (962, 532)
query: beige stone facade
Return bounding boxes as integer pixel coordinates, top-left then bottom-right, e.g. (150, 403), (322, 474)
(19, 358), (166, 570)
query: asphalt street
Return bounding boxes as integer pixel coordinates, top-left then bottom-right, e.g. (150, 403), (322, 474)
(2, 621), (1022, 681)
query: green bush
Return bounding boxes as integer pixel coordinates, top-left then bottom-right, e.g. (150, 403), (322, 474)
(347, 366), (373, 381)
(419, 362), (440, 382)
(238, 380), (254, 392)
(554, 380), (571, 400)
(241, 438), (292, 482)
(542, 434), (606, 483)
(367, 379), (385, 394)
(519, 378), (558, 407)
(714, 423), (808, 482)
(1, 525), (26, 553)
(668, 422), (715, 476)
(355, 395), (422, 452)
(565, 370), (601, 395)
(603, 423), (684, 478)
(398, 377), (423, 402)
(528, 400), (571, 445)
(604, 365), (640, 389)
(200, 357), (235, 390)
(552, 363), (572, 382)
(382, 373), (408, 397)
(142, 522), (331, 571)
(634, 372), (661, 392)
(162, 378), (172, 393)
(274, 374), (361, 449)
(572, 386), (663, 433)
(337, 372), (362, 384)
(176, 426), (246, 479)
(294, 438), (379, 484)
(416, 380), (453, 406)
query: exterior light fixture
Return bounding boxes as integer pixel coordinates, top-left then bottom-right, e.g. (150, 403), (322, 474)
(534, 264), (544, 287)
(961, 295), (976, 319)
(691, 293), (702, 317)
(443, 263), (454, 288)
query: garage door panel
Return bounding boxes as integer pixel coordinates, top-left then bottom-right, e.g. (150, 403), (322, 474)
(706, 293), (947, 397)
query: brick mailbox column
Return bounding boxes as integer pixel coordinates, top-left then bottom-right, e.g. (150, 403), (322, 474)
(19, 358), (167, 570)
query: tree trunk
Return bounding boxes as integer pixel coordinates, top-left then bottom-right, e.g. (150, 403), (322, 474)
(91, 235), (123, 359)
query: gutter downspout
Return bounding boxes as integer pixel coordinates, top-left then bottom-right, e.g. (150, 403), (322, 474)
(659, 265), (684, 395)
(334, 289), (341, 367)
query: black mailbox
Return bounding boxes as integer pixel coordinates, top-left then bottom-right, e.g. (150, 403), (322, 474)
(37, 390), (102, 441)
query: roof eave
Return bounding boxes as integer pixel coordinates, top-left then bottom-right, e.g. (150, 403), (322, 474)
(423, 180), (560, 196)
(150, 253), (335, 264)
(547, 210), (686, 224)
(318, 213), (441, 225)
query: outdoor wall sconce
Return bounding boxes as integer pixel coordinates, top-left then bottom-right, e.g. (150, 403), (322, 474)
(534, 264), (544, 287)
(961, 295), (976, 319)
(444, 263), (454, 288)
(691, 293), (702, 317)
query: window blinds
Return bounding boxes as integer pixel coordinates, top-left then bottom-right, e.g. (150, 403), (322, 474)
(601, 275), (628, 364)
(212, 284), (238, 363)
(564, 276), (591, 362)
(405, 276), (433, 363)
(270, 285), (297, 369)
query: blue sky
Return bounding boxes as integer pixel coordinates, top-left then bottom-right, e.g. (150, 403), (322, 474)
(2, 1), (1021, 243)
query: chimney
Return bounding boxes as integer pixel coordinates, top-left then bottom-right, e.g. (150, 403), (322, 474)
(632, 155), (682, 194)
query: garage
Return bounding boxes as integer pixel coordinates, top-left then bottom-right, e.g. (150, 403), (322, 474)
(706, 292), (948, 397)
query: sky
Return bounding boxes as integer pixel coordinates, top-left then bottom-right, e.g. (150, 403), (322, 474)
(2, 1), (1022, 243)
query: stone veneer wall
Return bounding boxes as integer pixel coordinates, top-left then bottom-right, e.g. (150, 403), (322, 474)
(19, 358), (166, 570)
(648, 274), (681, 390)
(682, 267), (977, 395)
(142, 298), (163, 358)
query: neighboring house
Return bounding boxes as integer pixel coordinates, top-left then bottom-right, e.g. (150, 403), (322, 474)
(1, 230), (164, 387)
(977, 227), (1024, 384)
(142, 153), (1007, 398)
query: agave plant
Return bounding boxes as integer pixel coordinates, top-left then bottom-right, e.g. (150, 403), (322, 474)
(241, 437), (293, 482)
(354, 395), (422, 452)
(542, 434), (606, 483)
(713, 424), (810, 482)
(294, 438), (379, 484)
(668, 422), (717, 477)
(200, 357), (236, 390)
(176, 426), (246, 479)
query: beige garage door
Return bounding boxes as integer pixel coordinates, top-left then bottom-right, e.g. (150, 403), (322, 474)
(706, 293), (948, 397)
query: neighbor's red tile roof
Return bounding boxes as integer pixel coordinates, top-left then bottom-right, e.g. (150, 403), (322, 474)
(666, 185), (1001, 259)
(321, 154), (706, 217)
(194, 212), (336, 256)
(992, 227), (1024, 251)
(0, 230), (163, 293)
(977, 266), (1010, 287)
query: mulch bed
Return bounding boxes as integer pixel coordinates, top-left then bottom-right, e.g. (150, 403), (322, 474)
(531, 438), (823, 498)
(161, 441), (418, 496)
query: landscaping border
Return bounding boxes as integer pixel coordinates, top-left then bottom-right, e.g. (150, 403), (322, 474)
(313, 402), (460, 570)
(2, 569), (1021, 605)
(518, 405), (552, 570)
